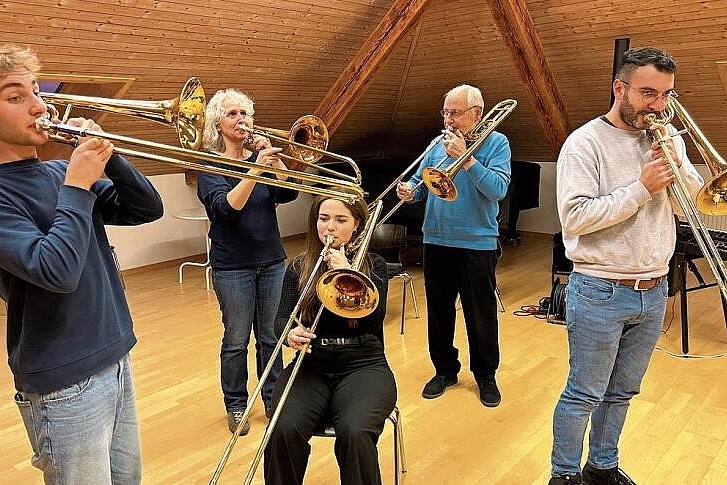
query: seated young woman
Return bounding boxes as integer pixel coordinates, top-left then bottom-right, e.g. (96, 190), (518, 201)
(263, 193), (397, 485)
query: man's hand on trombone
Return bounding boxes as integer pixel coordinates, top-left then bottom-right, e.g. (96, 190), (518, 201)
(647, 119), (682, 168)
(64, 118), (114, 191)
(396, 182), (415, 202)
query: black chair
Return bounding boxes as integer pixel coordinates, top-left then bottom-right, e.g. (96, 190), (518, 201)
(313, 405), (406, 485)
(369, 223), (420, 334)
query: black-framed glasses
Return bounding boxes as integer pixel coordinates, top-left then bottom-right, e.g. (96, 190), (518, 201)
(440, 106), (477, 118)
(618, 79), (678, 104)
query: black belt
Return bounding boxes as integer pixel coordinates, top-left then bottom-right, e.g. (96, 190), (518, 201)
(315, 336), (364, 347)
(605, 275), (666, 291)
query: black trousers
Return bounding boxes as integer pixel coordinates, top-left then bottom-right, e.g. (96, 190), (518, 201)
(423, 243), (500, 381)
(263, 335), (397, 485)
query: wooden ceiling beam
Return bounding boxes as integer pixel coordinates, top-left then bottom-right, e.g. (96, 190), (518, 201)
(487, 0), (571, 156)
(314, 0), (431, 134)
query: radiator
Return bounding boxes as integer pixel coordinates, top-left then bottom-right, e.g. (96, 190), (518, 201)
(700, 214), (727, 232)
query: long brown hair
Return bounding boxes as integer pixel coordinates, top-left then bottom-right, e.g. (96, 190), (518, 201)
(295, 193), (372, 323)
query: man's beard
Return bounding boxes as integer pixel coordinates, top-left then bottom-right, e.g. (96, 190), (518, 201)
(619, 93), (657, 130)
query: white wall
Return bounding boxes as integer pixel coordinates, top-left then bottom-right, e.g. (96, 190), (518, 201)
(112, 162), (717, 271)
(105, 174), (312, 270)
(516, 162), (560, 234)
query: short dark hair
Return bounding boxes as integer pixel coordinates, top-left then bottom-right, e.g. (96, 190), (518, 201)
(618, 46), (678, 80)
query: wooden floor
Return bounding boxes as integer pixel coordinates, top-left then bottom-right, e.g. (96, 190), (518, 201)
(2, 232), (727, 484)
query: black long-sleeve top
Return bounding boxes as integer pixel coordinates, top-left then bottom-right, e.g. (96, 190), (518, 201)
(275, 252), (388, 342)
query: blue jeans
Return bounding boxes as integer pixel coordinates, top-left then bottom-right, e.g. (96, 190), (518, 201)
(213, 261), (285, 411)
(551, 272), (667, 476)
(14, 354), (141, 484)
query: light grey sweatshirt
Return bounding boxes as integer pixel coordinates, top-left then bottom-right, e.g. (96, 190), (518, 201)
(556, 117), (704, 280)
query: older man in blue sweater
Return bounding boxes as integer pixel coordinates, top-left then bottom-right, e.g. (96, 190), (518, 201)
(397, 84), (511, 407)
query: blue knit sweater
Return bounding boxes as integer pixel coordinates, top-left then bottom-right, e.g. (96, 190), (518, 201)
(408, 131), (511, 250)
(0, 155), (163, 394)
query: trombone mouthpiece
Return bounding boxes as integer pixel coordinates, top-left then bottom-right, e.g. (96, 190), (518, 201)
(643, 113), (657, 125)
(35, 117), (52, 131)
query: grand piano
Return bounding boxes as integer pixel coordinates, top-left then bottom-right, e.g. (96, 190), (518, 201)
(668, 219), (727, 354)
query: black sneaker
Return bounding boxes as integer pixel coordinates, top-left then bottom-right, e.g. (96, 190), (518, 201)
(582, 463), (635, 485)
(549, 475), (582, 485)
(478, 376), (501, 407)
(421, 374), (458, 399)
(227, 409), (250, 435)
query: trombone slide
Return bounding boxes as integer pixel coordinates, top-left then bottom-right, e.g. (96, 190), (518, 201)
(208, 236), (335, 485)
(645, 114), (727, 303)
(35, 118), (366, 205)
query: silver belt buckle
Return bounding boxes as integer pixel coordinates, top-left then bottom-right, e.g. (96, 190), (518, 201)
(633, 278), (653, 291)
(320, 338), (345, 346)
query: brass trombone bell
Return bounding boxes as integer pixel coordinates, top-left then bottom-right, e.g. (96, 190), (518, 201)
(246, 115), (329, 167)
(40, 77), (206, 150)
(243, 115), (361, 183)
(316, 270), (379, 318)
(698, 174), (727, 215)
(421, 168), (458, 202)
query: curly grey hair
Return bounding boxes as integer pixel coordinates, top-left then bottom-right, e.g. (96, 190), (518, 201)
(202, 88), (255, 152)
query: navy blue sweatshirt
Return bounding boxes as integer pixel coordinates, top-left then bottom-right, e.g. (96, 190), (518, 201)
(197, 154), (298, 270)
(0, 155), (164, 394)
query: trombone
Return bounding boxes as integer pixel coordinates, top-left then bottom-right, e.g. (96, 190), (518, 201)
(40, 77), (206, 150)
(208, 235), (335, 485)
(36, 78), (367, 204)
(421, 98), (517, 201)
(210, 201), (384, 484)
(242, 115), (362, 185)
(369, 98), (517, 228)
(645, 97), (727, 303)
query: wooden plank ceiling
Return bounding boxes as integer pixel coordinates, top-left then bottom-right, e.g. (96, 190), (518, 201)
(5, 0), (727, 175)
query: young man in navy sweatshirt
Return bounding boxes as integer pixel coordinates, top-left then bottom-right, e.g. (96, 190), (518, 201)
(0, 43), (164, 484)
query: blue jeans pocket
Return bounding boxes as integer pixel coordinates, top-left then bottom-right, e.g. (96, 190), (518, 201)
(575, 278), (615, 303)
(41, 375), (93, 403)
(14, 392), (39, 454)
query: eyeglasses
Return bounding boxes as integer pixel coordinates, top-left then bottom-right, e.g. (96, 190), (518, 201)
(618, 79), (678, 104)
(440, 106), (478, 118)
